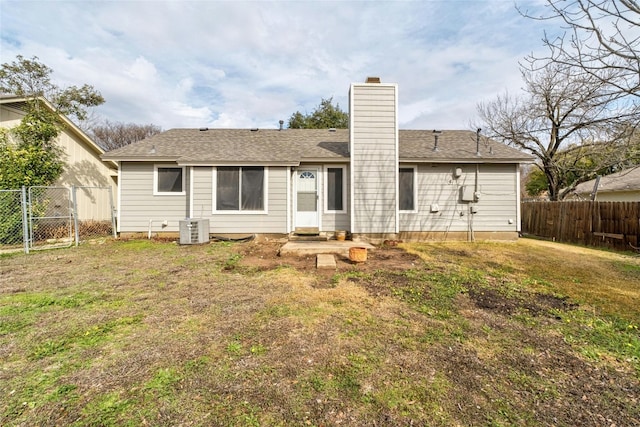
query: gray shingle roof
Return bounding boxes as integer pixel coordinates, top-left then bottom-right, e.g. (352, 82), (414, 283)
(573, 167), (640, 194)
(102, 128), (532, 164)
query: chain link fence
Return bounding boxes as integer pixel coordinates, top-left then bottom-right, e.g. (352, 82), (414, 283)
(74, 186), (116, 241)
(0, 185), (115, 254)
(0, 188), (28, 252)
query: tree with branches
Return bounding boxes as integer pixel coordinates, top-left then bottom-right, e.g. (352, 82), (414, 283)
(287, 97), (348, 129)
(0, 55), (105, 123)
(519, 0), (639, 98)
(0, 56), (105, 189)
(478, 62), (639, 200)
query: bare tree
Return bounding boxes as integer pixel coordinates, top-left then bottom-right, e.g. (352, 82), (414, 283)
(519, 0), (640, 98)
(477, 62), (640, 200)
(89, 120), (162, 151)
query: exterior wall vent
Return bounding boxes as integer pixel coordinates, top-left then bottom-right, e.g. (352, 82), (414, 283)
(179, 219), (210, 244)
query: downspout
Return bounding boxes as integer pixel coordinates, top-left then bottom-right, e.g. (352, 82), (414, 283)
(188, 166), (194, 218)
(470, 164), (480, 242)
(116, 162), (122, 234)
(470, 129), (482, 241)
(148, 219), (153, 239)
(516, 164), (522, 234)
(286, 167), (292, 233)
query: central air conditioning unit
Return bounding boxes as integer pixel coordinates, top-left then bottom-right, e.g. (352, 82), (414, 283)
(179, 219), (210, 244)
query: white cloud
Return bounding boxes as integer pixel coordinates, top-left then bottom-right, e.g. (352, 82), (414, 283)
(0, 0), (555, 130)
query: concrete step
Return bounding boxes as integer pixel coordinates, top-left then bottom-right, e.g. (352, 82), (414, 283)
(289, 233), (329, 242)
(294, 227), (320, 235)
(316, 254), (336, 269)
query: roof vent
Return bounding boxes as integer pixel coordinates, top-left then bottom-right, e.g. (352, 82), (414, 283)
(432, 130), (442, 151)
(328, 128), (336, 132)
(199, 127), (209, 131)
(279, 120), (284, 131)
(250, 128), (259, 132)
(366, 76), (381, 83)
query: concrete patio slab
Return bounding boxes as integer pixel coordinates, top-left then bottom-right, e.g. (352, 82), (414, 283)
(279, 240), (375, 257)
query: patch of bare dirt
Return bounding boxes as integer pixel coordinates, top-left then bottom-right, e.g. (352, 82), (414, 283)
(465, 283), (578, 317)
(237, 242), (421, 272)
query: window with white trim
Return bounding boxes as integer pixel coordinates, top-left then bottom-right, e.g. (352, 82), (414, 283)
(215, 166), (266, 211)
(154, 165), (185, 195)
(399, 166), (416, 211)
(325, 165), (346, 212)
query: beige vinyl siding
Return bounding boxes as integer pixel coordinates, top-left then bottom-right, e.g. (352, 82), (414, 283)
(474, 164), (519, 231)
(191, 166), (213, 218)
(322, 213), (350, 233)
(399, 164), (519, 233)
(350, 83), (398, 234)
(57, 128), (117, 219)
(321, 164), (350, 232)
(118, 162), (188, 232)
(0, 104), (23, 125)
(191, 166), (288, 234)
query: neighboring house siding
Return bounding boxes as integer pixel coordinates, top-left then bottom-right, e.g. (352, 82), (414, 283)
(0, 104), (23, 125)
(400, 164), (519, 233)
(57, 127), (117, 220)
(1, 102), (117, 221)
(192, 166), (288, 234)
(577, 191), (640, 202)
(350, 83), (398, 234)
(119, 162), (187, 233)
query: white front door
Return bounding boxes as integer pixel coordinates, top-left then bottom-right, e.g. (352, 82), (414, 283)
(295, 168), (319, 229)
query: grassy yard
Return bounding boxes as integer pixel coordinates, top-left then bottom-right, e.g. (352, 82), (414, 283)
(1, 238), (639, 426)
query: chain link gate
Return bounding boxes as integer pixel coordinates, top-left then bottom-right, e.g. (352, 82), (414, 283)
(29, 186), (74, 250)
(0, 185), (116, 254)
(73, 186), (116, 242)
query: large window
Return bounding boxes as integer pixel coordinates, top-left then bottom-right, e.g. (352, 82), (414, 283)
(325, 166), (346, 212)
(154, 166), (184, 195)
(215, 166), (265, 211)
(399, 167), (416, 211)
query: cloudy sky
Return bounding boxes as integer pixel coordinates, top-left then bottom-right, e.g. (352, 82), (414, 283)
(0, 0), (557, 131)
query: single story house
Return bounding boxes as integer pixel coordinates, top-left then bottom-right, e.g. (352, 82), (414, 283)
(103, 78), (532, 241)
(570, 167), (640, 202)
(1, 95), (119, 218)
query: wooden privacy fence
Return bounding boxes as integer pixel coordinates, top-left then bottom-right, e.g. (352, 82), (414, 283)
(521, 201), (640, 251)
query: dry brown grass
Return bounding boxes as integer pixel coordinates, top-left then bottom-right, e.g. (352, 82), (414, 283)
(405, 238), (640, 324)
(1, 238), (638, 426)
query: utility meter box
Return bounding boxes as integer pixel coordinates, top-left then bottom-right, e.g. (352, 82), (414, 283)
(460, 186), (476, 202)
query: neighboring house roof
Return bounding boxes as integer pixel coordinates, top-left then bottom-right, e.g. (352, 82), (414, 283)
(102, 128), (532, 165)
(0, 95), (117, 169)
(573, 167), (640, 195)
